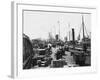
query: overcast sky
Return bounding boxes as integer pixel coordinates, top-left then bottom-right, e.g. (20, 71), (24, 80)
(23, 11), (91, 40)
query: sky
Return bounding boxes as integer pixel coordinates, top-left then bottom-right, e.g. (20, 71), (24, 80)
(23, 10), (91, 40)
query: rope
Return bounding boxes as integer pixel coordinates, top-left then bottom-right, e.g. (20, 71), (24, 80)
(77, 25), (82, 40)
(84, 24), (89, 38)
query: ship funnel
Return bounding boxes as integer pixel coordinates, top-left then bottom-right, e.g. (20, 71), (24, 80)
(72, 28), (75, 43)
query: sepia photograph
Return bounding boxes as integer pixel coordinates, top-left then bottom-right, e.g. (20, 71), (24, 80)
(23, 10), (91, 69)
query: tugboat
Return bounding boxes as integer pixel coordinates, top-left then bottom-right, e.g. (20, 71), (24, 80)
(69, 15), (91, 66)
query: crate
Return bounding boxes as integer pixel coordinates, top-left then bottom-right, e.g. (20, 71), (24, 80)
(52, 60), (65, 68)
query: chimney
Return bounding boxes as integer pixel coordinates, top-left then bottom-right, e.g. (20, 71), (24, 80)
(72, 28), (75, 43)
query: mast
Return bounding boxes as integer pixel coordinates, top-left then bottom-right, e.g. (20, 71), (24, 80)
(58, 20), (60, 40)
(54, 25), (56, 36)
(68, 23), (70, 41)
(82, 15), (85, 40)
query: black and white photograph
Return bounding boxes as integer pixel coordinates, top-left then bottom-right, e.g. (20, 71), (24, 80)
(23, 10), (91, 69)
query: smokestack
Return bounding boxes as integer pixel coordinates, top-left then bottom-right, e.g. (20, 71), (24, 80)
(55, 34), (59, 41)
(72, 28), (75, 42)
